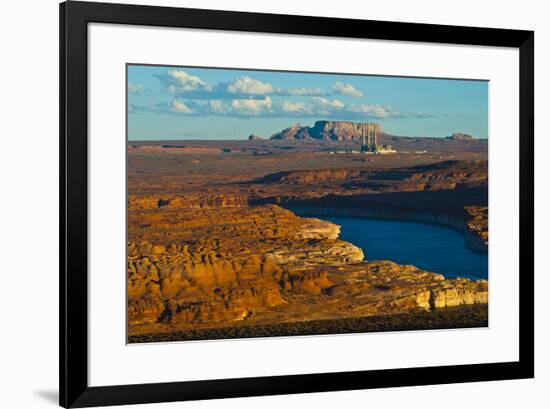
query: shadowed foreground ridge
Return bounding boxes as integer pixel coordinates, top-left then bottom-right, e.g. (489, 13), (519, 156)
(129, 304), (488, 343)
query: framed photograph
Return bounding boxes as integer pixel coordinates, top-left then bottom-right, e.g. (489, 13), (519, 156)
(60, 1), (534, 407)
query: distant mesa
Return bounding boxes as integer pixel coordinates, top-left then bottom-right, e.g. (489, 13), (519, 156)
(270, 123), (308, 140)
(269, 120), (383, 142)
(446, 132), (475, 141)
(248, 134), (265, 141)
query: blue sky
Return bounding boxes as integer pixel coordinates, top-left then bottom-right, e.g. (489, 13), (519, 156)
(127, 64), (488, 140)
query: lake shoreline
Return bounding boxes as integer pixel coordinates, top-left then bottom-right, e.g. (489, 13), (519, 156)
(287, 204), (488, 254)
(290, 210), (488, 280)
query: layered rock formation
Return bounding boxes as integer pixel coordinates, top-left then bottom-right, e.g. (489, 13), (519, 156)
(128, 160), (489, 250)
(465, 206), (489, 251)
(128, 204), (487, 337)
(269, 123), (309, 140)
(446, 132), (475, 141)
(129, 160), (488, 208)
(128, 193), (249, 211)
(270, 120), (382, 141)
(256, 160), (488, 191)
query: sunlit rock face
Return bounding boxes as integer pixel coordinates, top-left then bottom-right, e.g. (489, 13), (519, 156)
(465, 206), (488, 252)
(269, 120), (382, 141)
(127, 205), (362, 327)
(128, 204), (487, 334)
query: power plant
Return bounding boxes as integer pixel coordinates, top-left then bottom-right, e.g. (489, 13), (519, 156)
(360, 121), (396, 154)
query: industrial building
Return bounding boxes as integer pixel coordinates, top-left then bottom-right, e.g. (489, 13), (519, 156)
(360, 122), (396, 154)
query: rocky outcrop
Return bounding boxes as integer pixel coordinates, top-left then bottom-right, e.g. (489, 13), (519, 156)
(248, 134), (264, 140)
(464, 206), (488, 252)
(446, 132), (475, 141)
(128, 204), (487, 336)
(128, 242), (287, 325)
(269, 120), (382, 141)
(269, 123), (310, 140)
(128, 205), (362, 328)
(402, 160), (487, 190)
(308, 120), (381, 141)
(430, 279), (488, 308)
(256, 160), (488, 192)
(333, 260), (488, 315)
(128, 193), (249, 210)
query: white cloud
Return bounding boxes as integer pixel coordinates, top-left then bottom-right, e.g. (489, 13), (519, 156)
(127, 83), (144, 94)
(332, 82), (363, 97)
(312, 97), (345, 111)
(230, 96), (273, 115)
(226, 76), (276, 95)
(284, 87), (325, 96)
(347, 103), (402, 118)
(280, 101), (312, 114)
(170, 100), (193, 114)
(163, 70), (212, 93)
(157, 71), (332, 99)
(152, 97), (406, 119)
(414, 112), (438, 118)
(209, 100), (227, 114)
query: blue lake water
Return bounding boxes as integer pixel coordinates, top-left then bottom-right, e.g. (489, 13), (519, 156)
(322, 216), (488, 280)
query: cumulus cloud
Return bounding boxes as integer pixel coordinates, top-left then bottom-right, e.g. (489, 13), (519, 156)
(226, 76), (276, 95)
(155, 70), (331, 99)
(142, 96), (407, 120)
(230, 96), (273, 116)
(209, 100), (227, 114)
(127, 82), (144, 94)
(332, 82), (363, 97)
(145, 97), (273, 117)
(282, 87), (326, 96)
(280, 101), (312, 114)
(169, 100), (193, 114)
(156, 70), (213, 94)
(140, 71), (415, 120)
(347, 103), (403, 119)
(312, 97), (345, 111)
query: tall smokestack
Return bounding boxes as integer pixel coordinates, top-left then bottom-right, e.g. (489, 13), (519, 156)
(369, 123), (372, 146)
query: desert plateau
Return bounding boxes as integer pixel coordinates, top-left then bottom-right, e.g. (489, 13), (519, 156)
(127, 121), (489, 342)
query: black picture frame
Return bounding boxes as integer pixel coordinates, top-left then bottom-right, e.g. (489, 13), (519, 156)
(60, 1), (534, 407)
